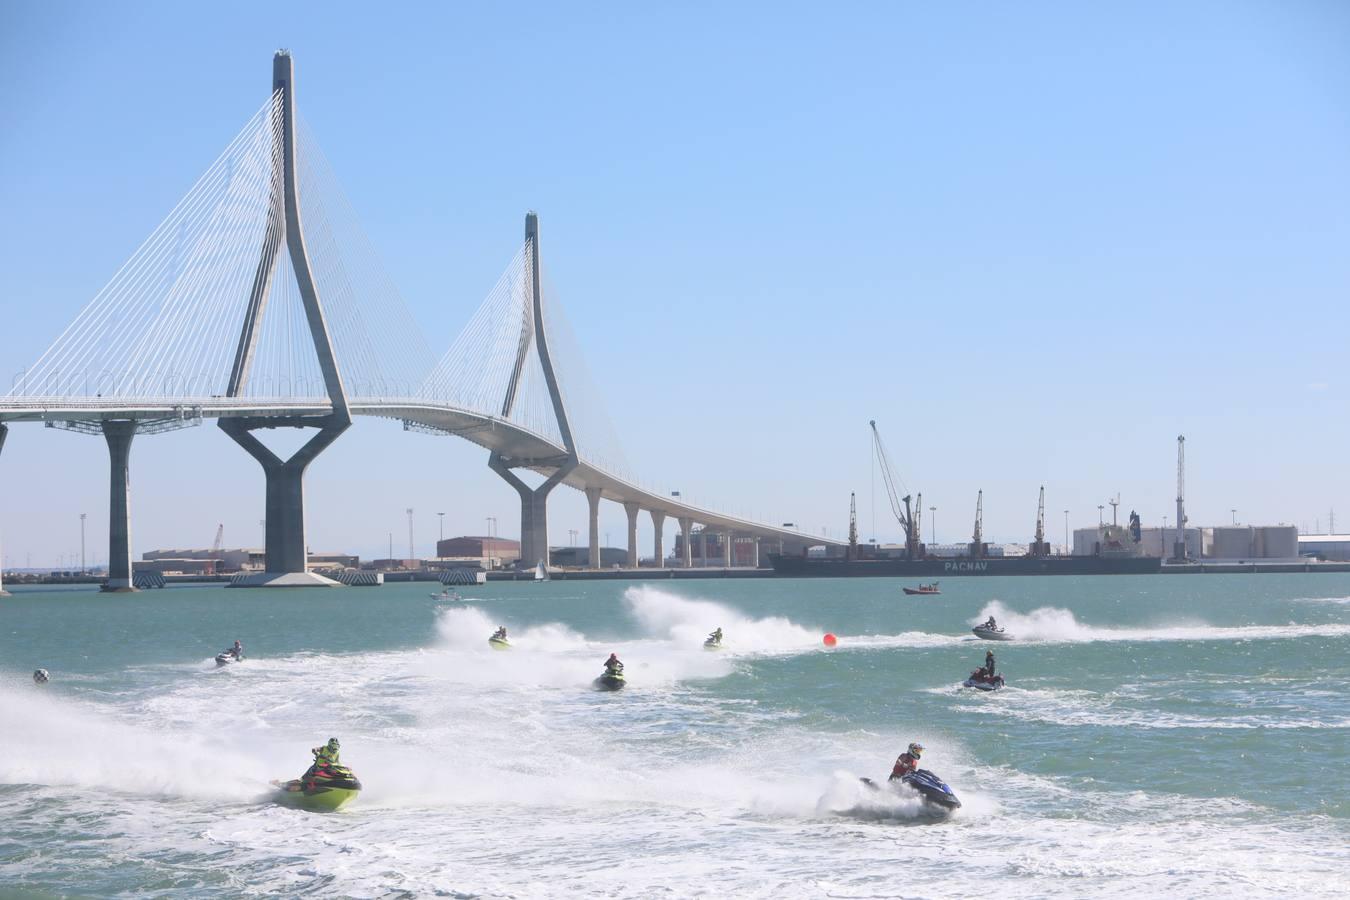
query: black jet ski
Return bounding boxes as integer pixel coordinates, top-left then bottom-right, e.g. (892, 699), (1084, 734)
(594, 670), (626, 691)
(963, 670), (1005, 691)
(861, 769), (961, 811)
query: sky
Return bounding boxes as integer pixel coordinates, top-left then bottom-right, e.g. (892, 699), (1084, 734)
(1, 1), (1348, 567)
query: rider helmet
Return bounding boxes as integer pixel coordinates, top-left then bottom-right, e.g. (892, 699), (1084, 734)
(908, 742), (924, 757)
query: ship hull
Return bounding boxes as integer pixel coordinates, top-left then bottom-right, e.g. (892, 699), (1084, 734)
(768, 555), (1161, 577)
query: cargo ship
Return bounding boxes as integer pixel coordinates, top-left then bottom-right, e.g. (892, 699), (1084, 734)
(784, 421), (1163, 577)
(769, 553), (1162, 577)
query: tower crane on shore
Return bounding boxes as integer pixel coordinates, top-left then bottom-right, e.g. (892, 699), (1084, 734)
(869, 420), (922, 559)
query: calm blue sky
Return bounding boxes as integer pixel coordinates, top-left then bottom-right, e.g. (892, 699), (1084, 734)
(1, 1), (1348, 566)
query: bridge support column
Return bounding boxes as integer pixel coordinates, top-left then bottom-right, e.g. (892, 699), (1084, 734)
(0, 424), (8, 596)
(586, 486), (602, 569)
(489, 455), (574, 572)
(220, 417), (347, 586)
(624, 502), (640, 568)
(751, 538), (760, 568)
(679, 518), (693, 568)
(697, 529), (707, 567)
(101, 420), (138, 592)
(651, 510), (665, 568)
(723, 532), (733, 568)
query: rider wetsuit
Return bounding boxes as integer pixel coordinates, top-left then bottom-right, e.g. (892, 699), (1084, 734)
(985, 651), (995, 676)
(889, 752), (919, 781)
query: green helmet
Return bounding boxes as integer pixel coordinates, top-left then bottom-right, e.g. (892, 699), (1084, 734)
(327, 738), (340, 750)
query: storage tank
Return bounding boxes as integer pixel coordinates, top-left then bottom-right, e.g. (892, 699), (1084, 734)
(1257, 526), (1298, 559)
(1211, 526), (1255, 560)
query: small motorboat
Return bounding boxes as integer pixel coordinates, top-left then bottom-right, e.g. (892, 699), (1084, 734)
(429, 589), (462, 601)
(861, 769), (962, 811)
(963, 670), (1005, 691)
(902, 582), (941, 596)
(594, 671), (626, 691)
(272, 763), (362, 812)
(972, 623), (1014, 641)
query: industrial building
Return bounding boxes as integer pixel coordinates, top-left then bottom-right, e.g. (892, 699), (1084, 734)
(436, 536), (520, 569)
(1073, 524), (1299, 560)
(549, 546), (628, 568)
(1297, 534), (1350, 561)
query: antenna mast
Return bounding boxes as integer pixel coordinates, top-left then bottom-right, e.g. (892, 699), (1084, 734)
(1173, 435), (1187, 561)
(848, 492), (859, 560)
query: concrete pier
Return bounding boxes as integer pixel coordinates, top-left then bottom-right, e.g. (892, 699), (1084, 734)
(586, 486), (602, 569)
(651, 510), (665, 568)
(101, 420), (138, 592)
(679, 517), (693, 567)
(625, 502), (640, 567)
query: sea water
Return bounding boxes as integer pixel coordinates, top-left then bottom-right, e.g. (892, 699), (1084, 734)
(2, 574), (1348, 898)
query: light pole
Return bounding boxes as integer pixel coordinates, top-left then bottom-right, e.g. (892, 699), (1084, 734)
(1163, 515), (1168, 557)
(79, 513), (87, 574)
(1097, 505), (1104, 526)
(1063, 510), (1069, 555)
(930, 506), (936, 544)
(1231, 509), (1237, 525)
(437, 512), (445, 558)
(406, 508), (415, 562)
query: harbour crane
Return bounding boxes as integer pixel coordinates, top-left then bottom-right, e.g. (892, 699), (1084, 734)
(970, 490), (986, 558)
(211, 523), (224, 558)
(1030, 486), (1050, 557)
(869, 420), (921, 559)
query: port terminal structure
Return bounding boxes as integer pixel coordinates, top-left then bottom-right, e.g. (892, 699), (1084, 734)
(0, 52), (841, 590)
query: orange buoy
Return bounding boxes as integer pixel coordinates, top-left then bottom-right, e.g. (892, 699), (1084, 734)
(823, 633), (838, 647)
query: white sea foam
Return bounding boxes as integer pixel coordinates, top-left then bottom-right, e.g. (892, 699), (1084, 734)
(971, 600), (1350, 644)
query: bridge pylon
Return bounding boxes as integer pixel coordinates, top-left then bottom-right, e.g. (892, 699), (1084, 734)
(488, 213), (579, 570)
(219, 51), (350, 587)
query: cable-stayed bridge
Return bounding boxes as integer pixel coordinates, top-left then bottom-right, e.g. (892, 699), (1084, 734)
(0, 52), (842, 592)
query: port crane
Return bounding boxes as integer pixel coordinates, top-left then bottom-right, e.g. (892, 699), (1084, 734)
(1173, 435), (1187, 561)
(211, 523), (224, 558)
(970, 490), (986, 558)
(1030, 486), (1050, 557)
(869, 420), (922, 559)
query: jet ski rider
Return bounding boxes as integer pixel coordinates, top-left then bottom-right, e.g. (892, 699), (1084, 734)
(604, 653), (623, 675)
(493, 626), (507, 640)
(225, 640), (243, 660)
(890, 742), (924, 780)
(982, 616), (997, 631)
(709, 627), (723, 644)
(985, 649), (996, 677)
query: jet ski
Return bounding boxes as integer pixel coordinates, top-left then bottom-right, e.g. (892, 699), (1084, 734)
(972, 624), (1014, 641)
(272, 763), (362, 812)
(215, 650), (242, 666)
(861, 769), (962, 811)
(429, 589), (461, 601)
(963, 670), (1005, 691)
(594, 670), (626, 691)
(488, 634), (511, 650)
(703, 635), (723, 650)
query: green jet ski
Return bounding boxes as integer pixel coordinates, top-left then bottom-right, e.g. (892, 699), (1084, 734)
(594, 669), (626, 691)
(272, 762), (362, 812)
(488, 632), (511, 650)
